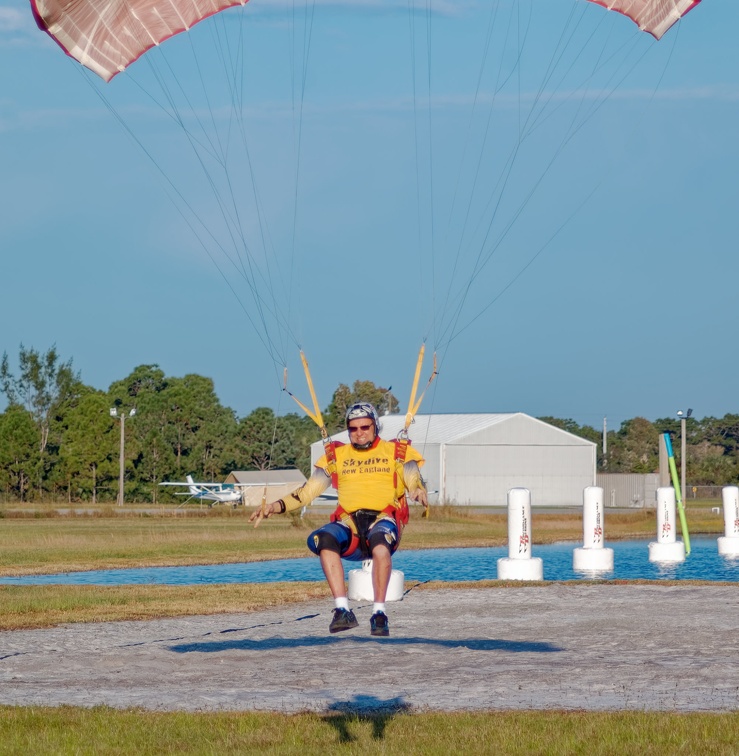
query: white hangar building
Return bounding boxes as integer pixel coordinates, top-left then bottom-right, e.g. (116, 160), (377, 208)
(310, 413), (596, 507)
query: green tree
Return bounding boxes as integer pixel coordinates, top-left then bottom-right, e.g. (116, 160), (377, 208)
(58, 392), (118, 503)
(0, 344), (84, 493)
(0, 406), (41, 501)
(324, 380), (399, 434)
(227, 408), (289, 471)
(537, 416), (605, 466)
(161, 374), (234, 476)
(608, 417), (660, 473)
(108, 365), (169, 501)
(108, 366), (238, 499)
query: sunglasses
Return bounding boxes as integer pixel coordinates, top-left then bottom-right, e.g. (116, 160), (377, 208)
(348, 423), (374, 433)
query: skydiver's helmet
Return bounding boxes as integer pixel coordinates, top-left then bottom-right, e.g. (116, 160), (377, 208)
(345, 402), (380, 449)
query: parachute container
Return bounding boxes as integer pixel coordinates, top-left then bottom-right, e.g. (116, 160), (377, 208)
(586, 0), (702, 40)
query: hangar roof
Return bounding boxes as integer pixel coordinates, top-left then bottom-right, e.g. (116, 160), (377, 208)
(327, 413), (595, 448)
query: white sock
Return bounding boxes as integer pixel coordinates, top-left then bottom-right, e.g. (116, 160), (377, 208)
(335, 597), (349, 611)
(373, 602), (386, 614)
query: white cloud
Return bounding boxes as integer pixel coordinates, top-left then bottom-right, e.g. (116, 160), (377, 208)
(0, 6), (31, 32)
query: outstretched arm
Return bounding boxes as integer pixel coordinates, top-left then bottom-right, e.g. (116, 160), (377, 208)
(403, 460), (428, 510)
(249, 468), (331, 526)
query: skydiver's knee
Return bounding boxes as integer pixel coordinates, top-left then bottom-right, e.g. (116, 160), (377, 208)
(307, 530), (341, 555)
(368, 528), (397, 554)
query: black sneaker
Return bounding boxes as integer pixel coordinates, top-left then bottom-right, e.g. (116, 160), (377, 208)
(370, 611), (389, 637)
(329, 608), (358, 634)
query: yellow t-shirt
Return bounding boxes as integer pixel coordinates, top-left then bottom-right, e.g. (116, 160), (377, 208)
(315, 438), (424, 513)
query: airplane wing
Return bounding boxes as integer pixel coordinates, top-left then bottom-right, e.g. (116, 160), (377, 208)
(159, 481), (230, 488)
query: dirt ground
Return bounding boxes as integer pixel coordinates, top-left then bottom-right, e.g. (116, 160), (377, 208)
(0, 583), (737, 713)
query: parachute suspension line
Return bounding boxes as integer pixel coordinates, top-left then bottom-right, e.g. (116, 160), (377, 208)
(135, 50), (268, 293)
(200, 13), (303, 368)
(438, 18), (662, 354)
(423, 0), (438, 350)
(79, 30), (299, 382)
(131, 13), (304, 373)
(407, 0), (429, 342)
(258, 372), (291, 527)
(436, 0), (507, 339)
(401, 343), (438, 437)
(432, 1), (535, 356)
(432, 17), (536, 354)
(286, 0), (318, 358)
(446, 182), (602, 346)
(434, 4), (635, 354)
(74, 69), (290, 376)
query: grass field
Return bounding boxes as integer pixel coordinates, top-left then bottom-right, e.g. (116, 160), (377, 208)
(0, 707), (738, 755)
(0, 502), (734, 752)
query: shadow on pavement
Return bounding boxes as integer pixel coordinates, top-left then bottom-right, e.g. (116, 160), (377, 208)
(167, 635), (562, 654)
(322, 695), (412, 742)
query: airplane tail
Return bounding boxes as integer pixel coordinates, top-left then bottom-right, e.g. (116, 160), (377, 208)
(186, 475), (200, 495)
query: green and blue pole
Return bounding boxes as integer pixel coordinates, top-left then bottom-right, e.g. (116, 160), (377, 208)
(663, 432), (691, 556)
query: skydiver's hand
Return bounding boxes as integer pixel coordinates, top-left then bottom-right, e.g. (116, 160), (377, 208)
(414, 488), (429, 516)
(249, 500), (279, 528)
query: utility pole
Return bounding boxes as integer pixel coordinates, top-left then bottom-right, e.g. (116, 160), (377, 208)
(110, 407), (136, 506)
(602, 416), (607, 468)
(676, 408), (693, 500)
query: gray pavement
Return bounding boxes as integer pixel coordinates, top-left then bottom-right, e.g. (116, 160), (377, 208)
(0, 583), (737, 713)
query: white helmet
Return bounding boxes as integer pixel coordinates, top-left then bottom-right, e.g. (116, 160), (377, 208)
(345, 402), (380, 448)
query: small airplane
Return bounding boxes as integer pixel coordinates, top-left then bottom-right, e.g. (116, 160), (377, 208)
(159, 475), (244, 505)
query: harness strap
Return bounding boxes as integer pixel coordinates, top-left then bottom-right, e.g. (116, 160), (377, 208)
(393, 438), (409, 489)
(392, 438), (411, 532)
(330, 504), (397, 558)
(324, 440), (340, 490)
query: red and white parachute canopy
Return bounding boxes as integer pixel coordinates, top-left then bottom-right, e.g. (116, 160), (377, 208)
(30, 0), (252, 82)
(31, 0), (702, 83)
(587, 1), (702, 40)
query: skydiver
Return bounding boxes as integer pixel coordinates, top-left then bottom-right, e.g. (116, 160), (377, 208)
(250, 402), (428, 636)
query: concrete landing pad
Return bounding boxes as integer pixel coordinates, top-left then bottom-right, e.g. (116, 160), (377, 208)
(1, 584), (737, 713)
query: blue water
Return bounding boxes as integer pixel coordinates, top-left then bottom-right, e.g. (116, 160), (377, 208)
(0, 537), (737, 586)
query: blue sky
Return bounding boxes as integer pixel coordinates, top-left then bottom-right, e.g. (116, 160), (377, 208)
(1, 0), (735, 431)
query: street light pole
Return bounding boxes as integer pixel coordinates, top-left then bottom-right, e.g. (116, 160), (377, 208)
(676, 408), (693, 501)
(111, 407), (136, 507)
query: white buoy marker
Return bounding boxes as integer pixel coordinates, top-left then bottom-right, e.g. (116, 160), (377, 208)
(497, 488), (543, 580)
(573, 486), (614, 572)
(718, 486), (739, 556)
(648, 487), (686, 563)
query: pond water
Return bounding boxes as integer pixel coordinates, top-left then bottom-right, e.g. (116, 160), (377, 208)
(1, 537), (737, 586)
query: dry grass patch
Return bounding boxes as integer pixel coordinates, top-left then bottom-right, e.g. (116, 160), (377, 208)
(0, 505), (723, 578)
(0, 582), (331, 630)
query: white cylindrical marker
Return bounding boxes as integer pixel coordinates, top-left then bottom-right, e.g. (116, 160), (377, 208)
(649, 487), (685, 563)
(573, 486), (614, 572)
(718, 486), (739, 556)
(497, 488), (543, 580)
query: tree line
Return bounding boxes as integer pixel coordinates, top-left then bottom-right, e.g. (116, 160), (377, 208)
(1, 346), (737, 502)
(0, 346), (398, 503)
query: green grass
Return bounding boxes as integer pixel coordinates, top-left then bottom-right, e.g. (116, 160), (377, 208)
(0, 708), (736, 755)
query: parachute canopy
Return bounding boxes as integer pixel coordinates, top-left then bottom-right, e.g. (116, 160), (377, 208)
(32, 0), (702, 82)
(31, 0), (251, 83)
(587, 1), (702, 40)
